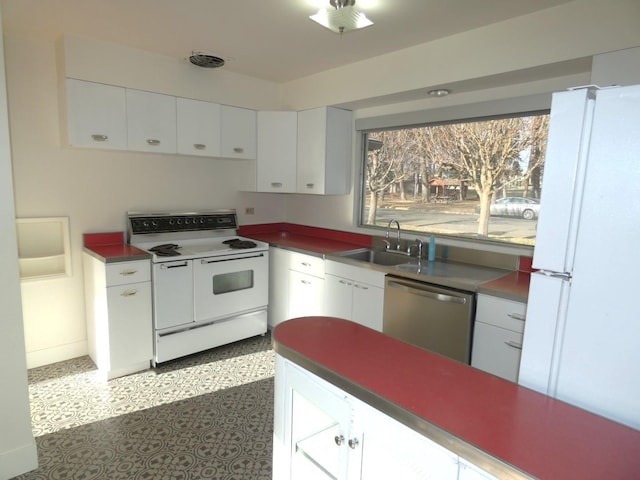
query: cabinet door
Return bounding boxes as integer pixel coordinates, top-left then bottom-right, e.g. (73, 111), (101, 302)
(176, 97), (221, 157)
(152, 260), (194, 329)
(126, 89), (177, 153)
(324, 274), (353, 321)
(220, 105), (257, 159)
(297, 107), (327, 194)
(107, 281), (152, 371)
(471, 321), (523, 382)
(351, 282), (384, 332)
(289, 270), (325, 319)
(66, 78), (127, 149)
(360, 401), (459, 480)
(297, 106), (351, 195)
(458, 458), (499, 480)
(269, 247), (291, 328)
(257, 111), (297, 192)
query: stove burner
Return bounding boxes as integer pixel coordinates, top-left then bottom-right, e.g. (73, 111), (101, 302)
(149, 243), (181, 257)
(228, 240), (258, 249)
(222, 238), (240, 244)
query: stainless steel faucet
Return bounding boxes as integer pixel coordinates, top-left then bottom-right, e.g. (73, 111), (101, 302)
(414, 238), (424, 259)
(386, 219), (401, 250)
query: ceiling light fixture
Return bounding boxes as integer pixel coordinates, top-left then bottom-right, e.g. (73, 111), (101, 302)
(309, 0), (373, 34)
(427, 89), (451, 97)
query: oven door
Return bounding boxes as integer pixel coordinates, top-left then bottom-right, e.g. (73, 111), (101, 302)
(193, 250), (268, 323)
(153, 259), (194, 329)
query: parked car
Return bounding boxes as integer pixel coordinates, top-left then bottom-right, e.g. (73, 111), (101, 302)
(476, 197), (540, 220)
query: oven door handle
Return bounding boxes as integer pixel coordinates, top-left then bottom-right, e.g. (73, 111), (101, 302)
(161, 262), (190, 269)
(200, 253), (265, 264)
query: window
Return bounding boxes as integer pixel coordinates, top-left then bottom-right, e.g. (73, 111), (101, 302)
(359, 112), (549, 247)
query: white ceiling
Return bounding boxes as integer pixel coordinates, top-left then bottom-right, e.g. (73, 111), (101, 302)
(1, 0), (576, 83)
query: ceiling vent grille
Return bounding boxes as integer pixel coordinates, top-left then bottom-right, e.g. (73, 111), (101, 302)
(188, 52), (225, 68)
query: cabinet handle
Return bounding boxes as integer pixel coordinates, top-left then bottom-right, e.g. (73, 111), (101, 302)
(120, 269), (138, 276)
(120, 289), (138, 297)
(306, 183), (314, 188)
(354, 284), (368, 290)
(161, 262), (189, 269)
(348, 438), (359, 449)
(193, 143), (206, 150)
(504, 340), (523, 350)
(334, 435), (344, 446)
(146, 139), (161, 146)
(338, 279), (352, 286)
(507, 313), (526, 321)
(91, 134), (108, 142)
(301, 280), (311, 285)
(233, 147), (244, 153)
(301, 262), (312, 267)
(271, 182), (283, 188)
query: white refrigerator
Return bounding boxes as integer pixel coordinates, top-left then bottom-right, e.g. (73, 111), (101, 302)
(519, 84), (640, 430)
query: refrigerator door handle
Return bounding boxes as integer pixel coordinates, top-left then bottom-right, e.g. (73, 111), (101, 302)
(538, 270), (572, 281)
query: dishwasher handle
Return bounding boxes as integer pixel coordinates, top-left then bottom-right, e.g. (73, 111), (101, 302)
(386, 278), (467, 305)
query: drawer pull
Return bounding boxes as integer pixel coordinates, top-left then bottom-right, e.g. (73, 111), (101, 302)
(338, 279), (352, 286)
(193, 143), (206, 150)
(233, 147), (244, 153)
(507, 313), (526, 321)
(120, 270), (138, 276)
(146, 138), (161, 146)
(120, 289), (138, 297)
(271, 182), (283, 188)
(306, 183), (314, 188)
(504, 340), (523, 350)
(354, 284), (369, 290)
(301, 262), (312, 267)
(91, 134), (108, 142)
(301, 280), (311, 285)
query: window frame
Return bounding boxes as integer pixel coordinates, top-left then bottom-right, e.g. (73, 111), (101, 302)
(352, 93), (552, 256)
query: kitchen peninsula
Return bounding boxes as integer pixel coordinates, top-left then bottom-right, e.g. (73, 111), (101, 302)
(272, 317), (640, 479)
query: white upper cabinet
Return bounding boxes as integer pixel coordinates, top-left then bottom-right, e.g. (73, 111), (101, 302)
(176, 97), (221, 157)
(296, 106), (352, 195)
(65, 78), (128, 150)
(257, 111), (297, 192)
(220, 105), (257, 160)
(126, 89), (177, 154)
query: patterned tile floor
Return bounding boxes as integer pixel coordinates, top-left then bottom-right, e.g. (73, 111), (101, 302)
(14, 333), (275, 480)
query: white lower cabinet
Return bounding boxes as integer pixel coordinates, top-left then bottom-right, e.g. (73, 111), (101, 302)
(324, 260), (384, 331)
(471, 294), (526, 382)
(275, 356), (498, 480)
(288, 251), (325, 319)
(83, 255), (153, 379)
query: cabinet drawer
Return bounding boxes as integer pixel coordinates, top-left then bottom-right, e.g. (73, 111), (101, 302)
(106, 261), (151, 286)
(472, 321), (523, 382)
(325, 260), (385, 289)
(475, 294), (526, 332)
(288, 251), (324, 278)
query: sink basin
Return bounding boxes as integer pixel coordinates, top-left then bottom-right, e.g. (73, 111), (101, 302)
(337, 248), (418, 266)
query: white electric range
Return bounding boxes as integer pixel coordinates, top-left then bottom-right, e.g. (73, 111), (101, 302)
(128, 210), (269, 364)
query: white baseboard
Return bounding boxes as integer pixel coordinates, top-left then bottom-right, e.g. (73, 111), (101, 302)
(26, 340), (88, 369)
(0, 440), (38, 480)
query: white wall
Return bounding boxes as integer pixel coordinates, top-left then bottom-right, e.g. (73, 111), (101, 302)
(0, 10), (38, 479)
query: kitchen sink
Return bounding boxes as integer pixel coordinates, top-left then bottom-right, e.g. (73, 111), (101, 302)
(336, 248), (418, 266)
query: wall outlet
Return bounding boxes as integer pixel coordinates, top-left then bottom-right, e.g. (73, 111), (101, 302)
(245, 207), (255, 215)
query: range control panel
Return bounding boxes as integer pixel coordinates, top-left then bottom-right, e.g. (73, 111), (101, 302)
(128, 211), (238, 235)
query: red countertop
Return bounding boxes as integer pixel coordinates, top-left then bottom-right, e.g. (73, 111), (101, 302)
(239, 223), (371, 255)
(241, 222), (531, 300)
(273, 317), (640, 480)
(83, 232), (151, 263)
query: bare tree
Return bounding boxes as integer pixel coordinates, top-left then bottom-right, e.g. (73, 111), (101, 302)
(436, 117), (535, 237)
(365, 132), (411, 224)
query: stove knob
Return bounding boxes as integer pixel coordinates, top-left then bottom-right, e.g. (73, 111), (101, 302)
(169, 219), (175, 225)
(199, 218), (205, 224)
(177, 219), (182, 225)
(185, 218), (190, 225)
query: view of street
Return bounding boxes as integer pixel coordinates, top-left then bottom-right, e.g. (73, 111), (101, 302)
(365, 199), (537, 245)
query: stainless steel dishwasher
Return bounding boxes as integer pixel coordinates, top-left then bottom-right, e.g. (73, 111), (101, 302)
(383, 275), (475, 364)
